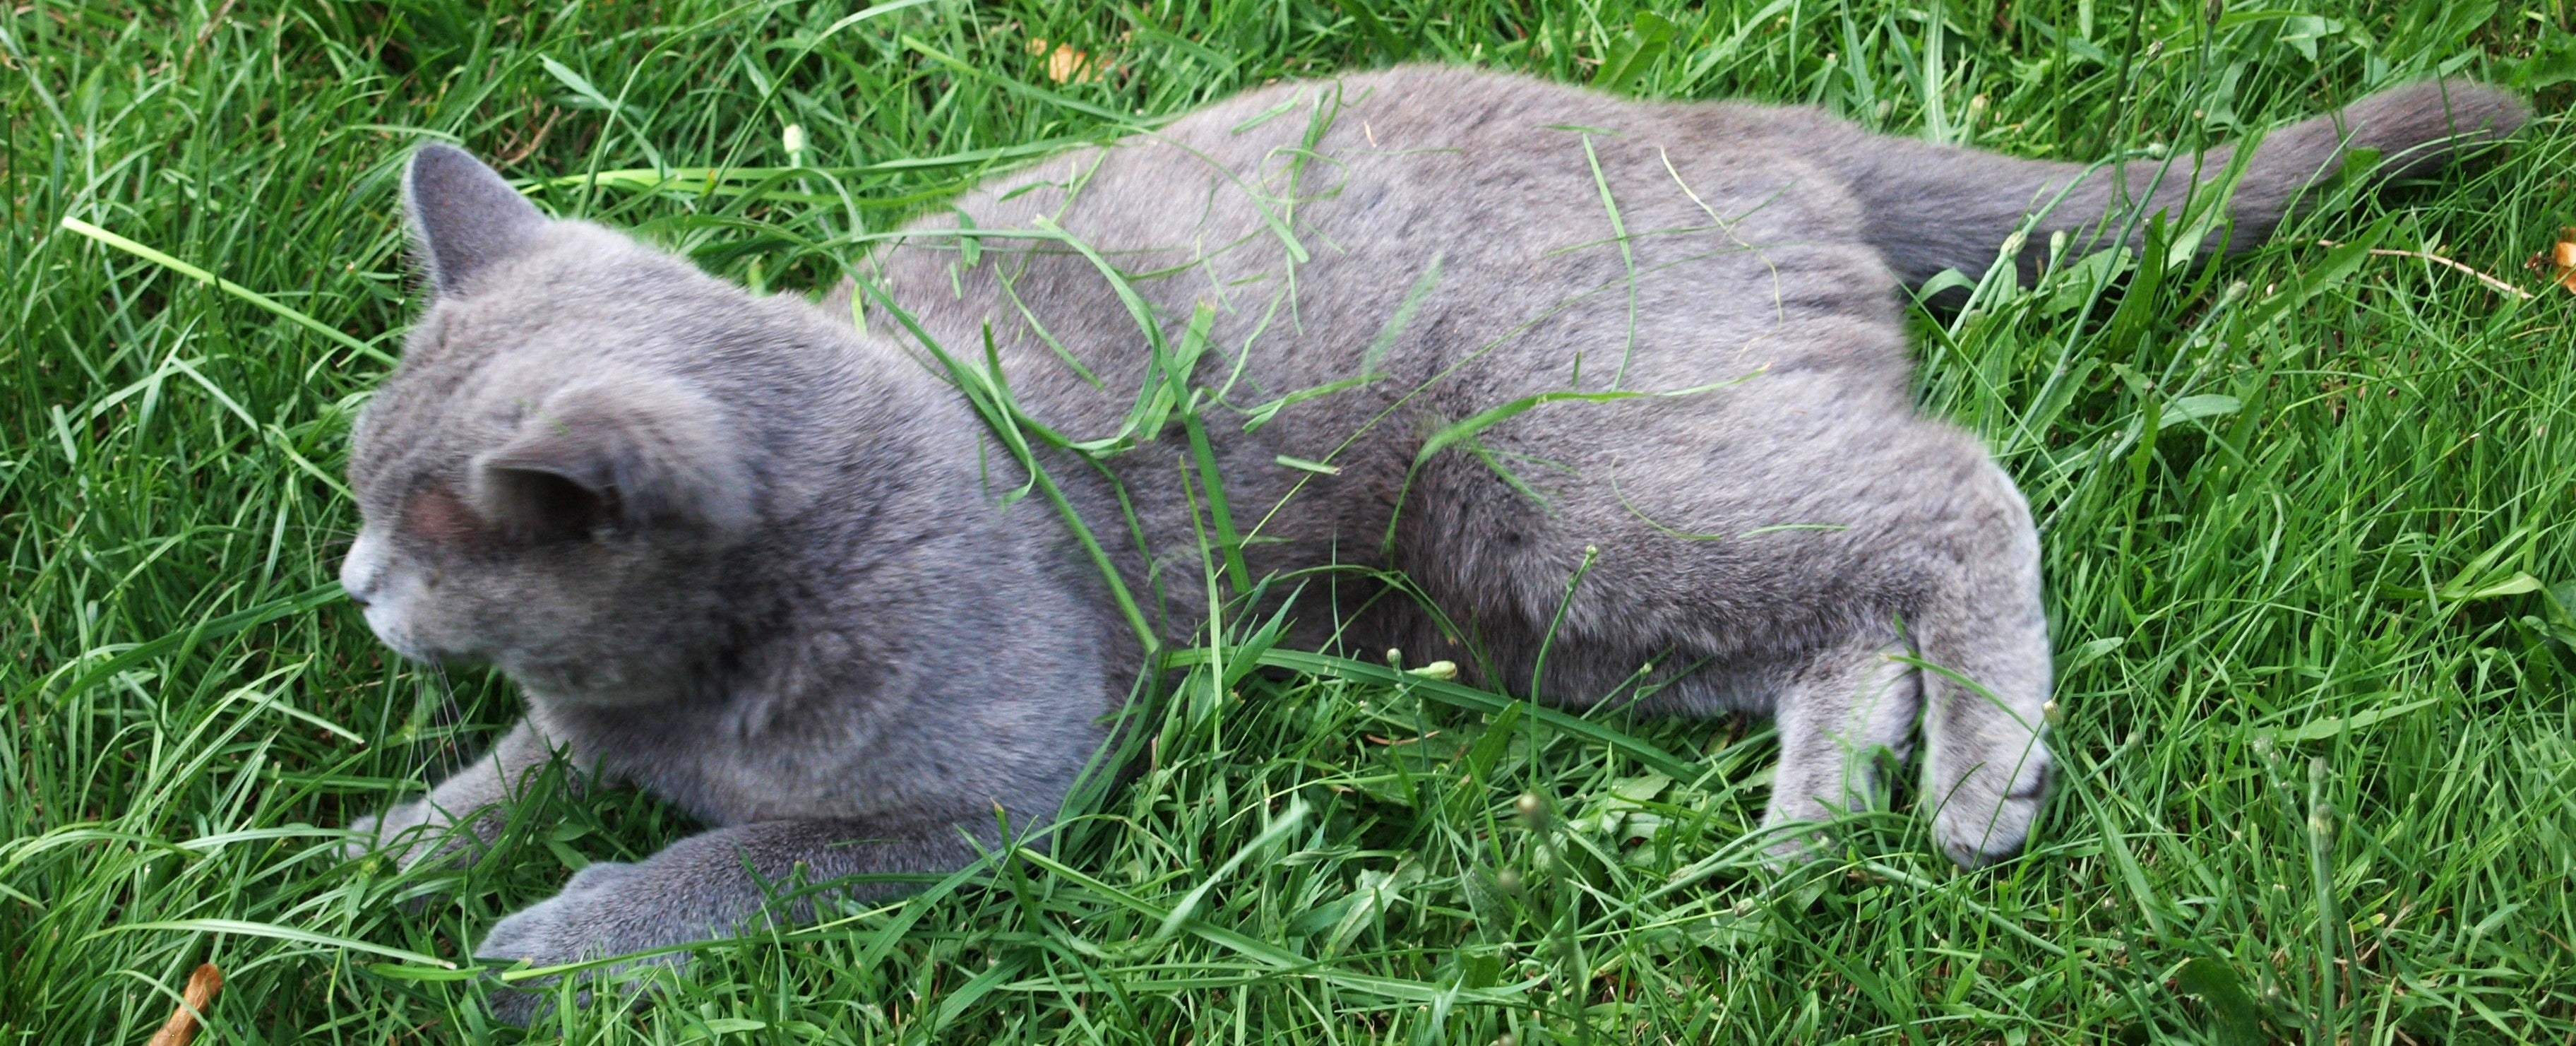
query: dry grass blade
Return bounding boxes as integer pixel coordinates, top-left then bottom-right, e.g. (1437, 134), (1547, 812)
(2316, 238), (2534, 299)
(147, 963), (222, 1046)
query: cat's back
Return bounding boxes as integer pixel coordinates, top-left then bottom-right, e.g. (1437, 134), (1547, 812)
(881, 64), (1900, 420)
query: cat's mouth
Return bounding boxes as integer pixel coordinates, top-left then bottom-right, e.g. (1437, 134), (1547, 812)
(344, 582), (471, 667)
(355, 607), (455, 665)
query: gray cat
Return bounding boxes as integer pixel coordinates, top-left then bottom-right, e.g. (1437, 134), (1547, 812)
(340, 65), (2523, 1013)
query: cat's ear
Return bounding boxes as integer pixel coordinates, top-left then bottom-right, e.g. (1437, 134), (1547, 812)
(470, 379), (756, 540)
(404, 143), (547, 295)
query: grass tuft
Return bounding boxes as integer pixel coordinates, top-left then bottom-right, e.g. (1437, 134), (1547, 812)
(4, 0), (2573, 1041)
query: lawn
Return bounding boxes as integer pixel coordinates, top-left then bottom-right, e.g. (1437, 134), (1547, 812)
(6, 0), (2575, 1041)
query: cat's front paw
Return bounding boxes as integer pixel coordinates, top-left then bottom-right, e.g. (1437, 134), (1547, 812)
(478, 862), (655, 961)
(475, 862), (690, 1025)
(344, 797), (465, 869)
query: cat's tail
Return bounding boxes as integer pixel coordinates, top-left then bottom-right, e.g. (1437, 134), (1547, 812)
(1807, 81), (2529, 290)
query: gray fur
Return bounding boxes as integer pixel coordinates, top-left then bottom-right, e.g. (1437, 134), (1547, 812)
(340, 67), (2524, 1018)
(1811, 78), (2529, 285)
(403, 143), (549, 295)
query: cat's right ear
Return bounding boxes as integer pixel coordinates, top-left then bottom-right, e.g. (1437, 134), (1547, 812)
(404, 143), (546, 296)
(469, 377), (756, 542)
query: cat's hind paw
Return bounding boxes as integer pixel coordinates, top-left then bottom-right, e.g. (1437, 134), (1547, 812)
(1930, 782), (2044, 868)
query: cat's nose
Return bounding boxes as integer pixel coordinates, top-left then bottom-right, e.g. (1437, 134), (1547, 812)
(340, 564), (376, 608)
(340, 529), (388, 608)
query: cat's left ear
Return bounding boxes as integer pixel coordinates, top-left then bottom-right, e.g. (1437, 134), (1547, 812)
(404, 143), (547, 296)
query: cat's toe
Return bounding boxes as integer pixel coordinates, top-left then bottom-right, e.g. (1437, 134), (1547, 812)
(1932, 792), (2041, 868)
(475, 893), (589, 1024)
(475, 864), (684, 1025)
(478, 892), (589, 968)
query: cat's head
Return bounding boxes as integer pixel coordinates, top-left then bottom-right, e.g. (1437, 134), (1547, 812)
(340, 145), (775, 703)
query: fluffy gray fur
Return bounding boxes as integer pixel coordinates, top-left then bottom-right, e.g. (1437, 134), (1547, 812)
(340, 66), (2524, 1017)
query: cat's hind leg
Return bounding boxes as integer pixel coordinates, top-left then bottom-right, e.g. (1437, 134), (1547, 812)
(1761, 637), (1921, 860)
(1911, 458), (2053, 867)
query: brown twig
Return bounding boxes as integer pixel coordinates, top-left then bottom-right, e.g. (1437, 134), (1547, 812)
(148, 963), (222, 1046)
(498, 107), (564, 168)
(2317, 239), (2535, 299)
(179, 0), (239, 73)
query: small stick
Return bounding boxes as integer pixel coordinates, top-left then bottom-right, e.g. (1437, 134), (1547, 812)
(2317, 239), (2535, 299)
(498, 108), (564, 168)
(178, 0), (240, 72)
(148, 963), (222, 1046)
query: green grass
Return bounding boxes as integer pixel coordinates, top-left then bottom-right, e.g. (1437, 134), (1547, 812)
(6, 0), (2576, 1041)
